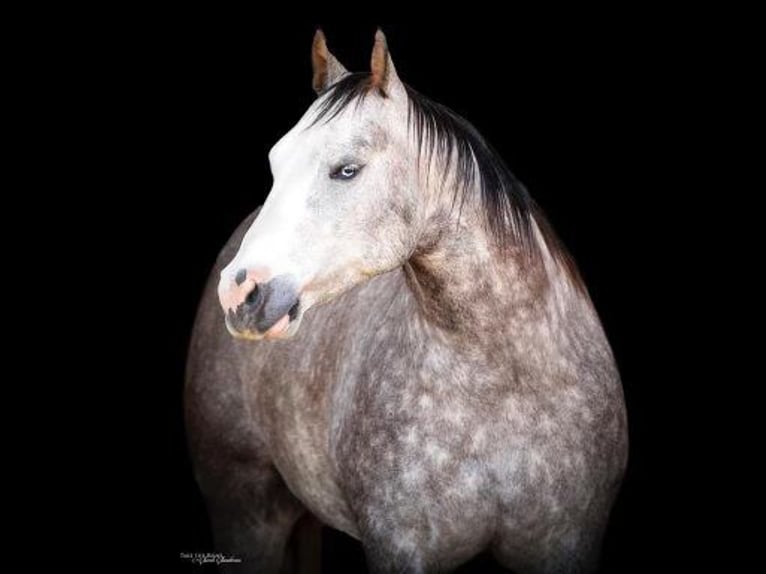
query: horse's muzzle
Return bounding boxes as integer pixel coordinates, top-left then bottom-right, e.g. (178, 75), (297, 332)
(223, 274), (301, 340)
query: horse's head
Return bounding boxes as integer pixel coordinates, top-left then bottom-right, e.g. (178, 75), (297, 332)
(219, 30), (422, 340)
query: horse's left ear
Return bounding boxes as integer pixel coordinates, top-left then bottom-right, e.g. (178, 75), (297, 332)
(312, 29), (349, 95)
(370, 29), (404, 98)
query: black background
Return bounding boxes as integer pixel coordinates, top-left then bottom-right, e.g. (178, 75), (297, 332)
(57, 14), (730, 574)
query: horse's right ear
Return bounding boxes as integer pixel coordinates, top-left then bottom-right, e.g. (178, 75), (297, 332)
(312, 29), (348, 95)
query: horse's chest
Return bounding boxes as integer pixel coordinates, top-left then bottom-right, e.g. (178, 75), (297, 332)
(257, 369), (361, 538)
(250, 305), (503, 538)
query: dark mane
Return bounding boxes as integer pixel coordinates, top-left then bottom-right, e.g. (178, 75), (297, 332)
(313, 72), (584, 290)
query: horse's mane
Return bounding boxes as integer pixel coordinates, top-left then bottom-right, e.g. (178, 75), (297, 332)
(313, 72), (584, 291)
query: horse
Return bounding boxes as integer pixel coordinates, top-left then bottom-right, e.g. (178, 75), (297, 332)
(185, 29), (628, 574)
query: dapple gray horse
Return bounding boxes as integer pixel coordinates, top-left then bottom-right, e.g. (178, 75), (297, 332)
(186, 30), (628, 574)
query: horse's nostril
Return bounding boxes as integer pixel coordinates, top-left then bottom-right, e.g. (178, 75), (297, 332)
(245, 285), (259, 306)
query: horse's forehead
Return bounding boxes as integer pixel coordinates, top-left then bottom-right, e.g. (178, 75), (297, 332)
(270, 100), (396, 163)
(268, 114), (322, 164)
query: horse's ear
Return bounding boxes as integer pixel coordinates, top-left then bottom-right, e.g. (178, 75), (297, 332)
(312, 29), (348, 95)
(370, 29), (404, 98)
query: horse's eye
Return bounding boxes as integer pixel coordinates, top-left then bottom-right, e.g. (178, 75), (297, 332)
(330, 164), (361, 180)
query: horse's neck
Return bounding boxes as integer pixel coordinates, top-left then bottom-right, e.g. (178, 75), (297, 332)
(403, 202), (592, 358)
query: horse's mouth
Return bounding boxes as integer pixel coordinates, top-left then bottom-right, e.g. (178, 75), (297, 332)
(288, 300), (300, 321)
(268, 300), (302, 339)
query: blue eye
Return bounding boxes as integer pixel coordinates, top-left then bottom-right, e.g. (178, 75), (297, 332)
(330, 164), (361, 180)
